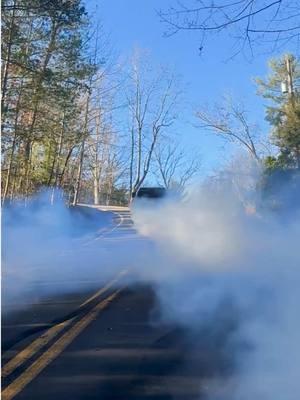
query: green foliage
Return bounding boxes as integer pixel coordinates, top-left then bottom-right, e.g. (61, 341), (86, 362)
(264, 154), (290, 172)
(257, 54), (300, 170)
(1, 0), (94, 199)
(256, 54), (300, 123)
(272, 99), (300, 168)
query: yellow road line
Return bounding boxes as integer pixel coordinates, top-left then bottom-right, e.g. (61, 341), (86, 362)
(2, 320), (73, 379)
(80, 269), (127, 307)
(2, 289), (121, 400)
(2, 270), (127, 379)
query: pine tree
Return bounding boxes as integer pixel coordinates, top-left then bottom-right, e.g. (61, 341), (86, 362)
(1, 0), (94, 202)
(256, 54), (300, 170)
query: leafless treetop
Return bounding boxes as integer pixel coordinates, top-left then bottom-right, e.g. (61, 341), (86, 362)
(159, 1), (300, 56)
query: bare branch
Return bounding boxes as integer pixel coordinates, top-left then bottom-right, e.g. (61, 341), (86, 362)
(159, 0), (300, 55)
(196, 96), (262, 161)
(155, 141), (201, 190)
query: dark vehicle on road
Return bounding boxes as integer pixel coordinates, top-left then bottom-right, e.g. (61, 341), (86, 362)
(132, 187), (166, 200)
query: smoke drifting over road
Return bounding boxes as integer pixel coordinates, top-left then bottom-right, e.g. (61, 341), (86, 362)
(2, 191), (128, 312)
(2, 166), (300, 399)
(132, 170), (300, 399)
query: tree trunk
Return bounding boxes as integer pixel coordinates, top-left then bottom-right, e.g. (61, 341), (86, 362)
(2, 132), (17, 204)
(23, 21), (59, 196)
(93, 113), (102, 205)
(1, 0), (17, 112)
(134, 126), (159, 193)
(73, 92), (90, 205)
(49, 111), (66, 187)
(133, 125), (142, 192)
(93, 174), (99, 205)
(2, 81), (23, 203)
(59, 146), (74, 187)
(129, 126), (135, 201)
(72, 140), (85, 206)
(24, 143), (33, 202)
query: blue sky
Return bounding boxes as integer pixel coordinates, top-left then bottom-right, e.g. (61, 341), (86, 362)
(85, 0), (287, 175)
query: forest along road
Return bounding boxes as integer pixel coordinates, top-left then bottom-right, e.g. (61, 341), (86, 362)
(2, 206), (233, 400)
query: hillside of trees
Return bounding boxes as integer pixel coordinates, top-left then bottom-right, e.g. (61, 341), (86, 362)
(2, 0), (202, 205)
(2, 1), (300, 207)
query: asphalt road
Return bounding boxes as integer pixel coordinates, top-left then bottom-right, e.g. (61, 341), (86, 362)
(2, 207), (234, 400)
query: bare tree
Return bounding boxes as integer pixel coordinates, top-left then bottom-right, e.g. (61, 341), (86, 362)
(196, 96), (262, 161)
(72, 23), (123, 206)
(85, 79), (112, 205)
(127, 53), (181, 199)
(86, 123), (125, 205)
(155, 141), (201, 190)
(159, 1), (300, 55)
(84, 56), (124, 205)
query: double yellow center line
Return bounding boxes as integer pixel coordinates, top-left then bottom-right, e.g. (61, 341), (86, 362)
(2, 270), (128, 400)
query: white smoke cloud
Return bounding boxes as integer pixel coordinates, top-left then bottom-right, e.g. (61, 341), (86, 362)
(2, 190), (131, 312)
(2, 162), (300, 399)
(132, 165), (300, 400)
(132, 188), (245, 269)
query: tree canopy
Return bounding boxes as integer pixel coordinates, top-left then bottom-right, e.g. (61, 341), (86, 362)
(257, 54), (300, 169)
